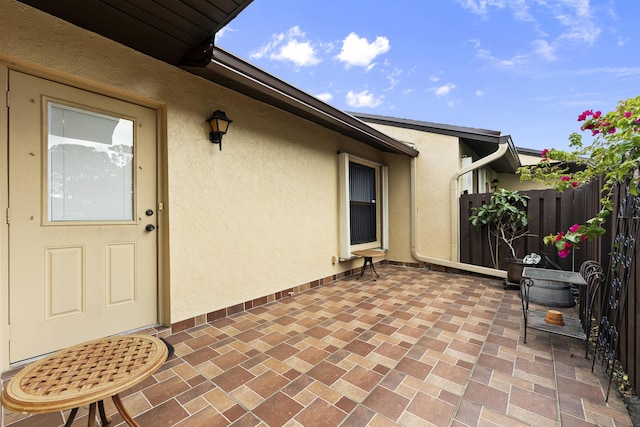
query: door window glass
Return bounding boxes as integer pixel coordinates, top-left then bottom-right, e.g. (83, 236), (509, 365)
(48, 102), (134, 221)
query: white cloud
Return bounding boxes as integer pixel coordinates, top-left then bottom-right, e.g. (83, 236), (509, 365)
(574, 67), (640, 78)
(345, 90), (383, 108)
(272, 39), (320, 66)
(429, 75), (441, 82)
(459, 0), (604, 45)
(433, 83), (457, 97)
(385, 69), (402, 91)
(533, 39), (556, 61)
(457, 0), (505, 17)
(555, 15), (601, 44)
(510, 0), (535, 22)
(336, 32), (390, 69)
(543, 0), (601, 44)
(315, 92), (333, 102)
(457, 0), (534, 21)
(470, 38), (532, 70)
(476, 89), (486, 97)
(250, 26), (321, 67)
(475, 48), (528, 68)
(216, 26), (233, 39)
(472, 37), (555, 71)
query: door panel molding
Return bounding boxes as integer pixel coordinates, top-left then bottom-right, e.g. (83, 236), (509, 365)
(45, 245), (85, 319)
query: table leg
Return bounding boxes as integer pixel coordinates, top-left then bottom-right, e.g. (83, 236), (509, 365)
(64, 402), (109, 427)
(98, 400), (111, 425)
(87, 402), (97, 427)
(358, 257), (380, 280)
(64, 407), (78, 427)
(370, 259), (380, 279)
(359, 257), (370, 277)
(112, 394), (140, 427)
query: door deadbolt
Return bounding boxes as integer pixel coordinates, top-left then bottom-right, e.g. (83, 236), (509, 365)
(145, 209), (154, 216)
(145, 224), (155, 232)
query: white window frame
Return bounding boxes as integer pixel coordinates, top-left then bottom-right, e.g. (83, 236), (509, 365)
(477, 168), (487, 194)
(460, 155), (473, 195)
(45, 100), (136, 224)
(338, 152), (388, 259)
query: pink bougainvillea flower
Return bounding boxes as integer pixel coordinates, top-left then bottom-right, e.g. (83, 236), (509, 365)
(571, 181), (578, 187)
(593, 111), (602, 119)
(578, 110), (594, 121)
(558, 249), (571, 258)
(555, 232), (564, 242)
(581, 235), (588, 241)
(624, 111), (632, 118)
(541, 148), (549, 157)
(569, 224), (580, 233)
(561, 175), (571, 181)
(593, 129), (600, 136)
(564, 242), (573, 249)
(608, 127), (617, 134)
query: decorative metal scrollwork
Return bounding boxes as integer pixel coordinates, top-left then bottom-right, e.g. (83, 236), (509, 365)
(592, 182), (640, 401)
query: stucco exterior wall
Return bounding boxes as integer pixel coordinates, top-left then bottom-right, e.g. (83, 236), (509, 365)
(383, 153), (413, 262)
(371, 124), (460, 261)
(497, 172), (551, 191)
(519, 152), (544, 166)
(499, 152), (551, 191)
(0, 0), (392, 330)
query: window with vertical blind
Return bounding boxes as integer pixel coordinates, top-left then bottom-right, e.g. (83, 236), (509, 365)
(349, 162), (376, 244)
(338, 153), (388, 258)
(47, 102), (134, 222)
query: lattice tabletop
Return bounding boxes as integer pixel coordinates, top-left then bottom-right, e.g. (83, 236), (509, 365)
(1, 334), (167, 413)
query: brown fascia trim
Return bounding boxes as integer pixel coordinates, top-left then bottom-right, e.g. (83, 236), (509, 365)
(499, 135), (522, 171)
(517, 147), (545, 157)
(185, 47), (419, 157)
(355, 112), (521, 171)
(352, 112), (502, 143)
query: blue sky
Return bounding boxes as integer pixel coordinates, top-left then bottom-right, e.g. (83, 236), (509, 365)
(217, 0), (639, 152)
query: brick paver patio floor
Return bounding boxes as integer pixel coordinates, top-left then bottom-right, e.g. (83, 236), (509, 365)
(2, 265), (633, 426)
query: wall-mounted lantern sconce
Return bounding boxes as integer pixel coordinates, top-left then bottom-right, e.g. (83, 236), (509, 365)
(206, 110), (233, 150)
(491, 178), (500, 191)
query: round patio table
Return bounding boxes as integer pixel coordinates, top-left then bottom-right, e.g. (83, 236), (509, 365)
(1, 334), (168, 427)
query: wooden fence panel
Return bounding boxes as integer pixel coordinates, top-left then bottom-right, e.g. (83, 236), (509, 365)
(541, 189), (560, 265)
(460, 186), (600, 270)
(459, 180), (640, 392)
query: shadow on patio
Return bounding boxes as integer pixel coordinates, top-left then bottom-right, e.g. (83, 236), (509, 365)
(2, 265), (633, 426)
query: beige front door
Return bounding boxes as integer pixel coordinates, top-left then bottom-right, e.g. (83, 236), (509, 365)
(8, 71), (158, 363)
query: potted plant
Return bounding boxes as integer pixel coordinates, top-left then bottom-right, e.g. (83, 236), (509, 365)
(469, 188), (536, 285)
